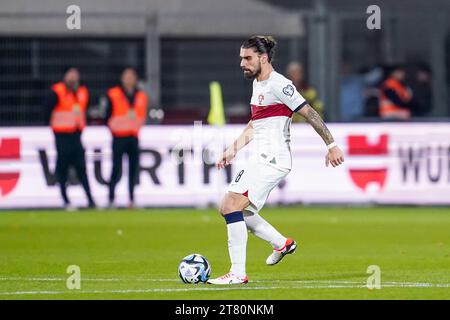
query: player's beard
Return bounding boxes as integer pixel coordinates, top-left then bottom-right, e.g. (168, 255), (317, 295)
(243, 63), (261, 80)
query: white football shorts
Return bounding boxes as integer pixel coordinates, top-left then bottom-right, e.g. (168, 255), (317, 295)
(227, 159), (290, 214)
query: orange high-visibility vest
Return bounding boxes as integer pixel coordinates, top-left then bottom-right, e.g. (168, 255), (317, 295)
(379, 78), (412, 119)
(107, 86), (148, 137)
(50, 82), (88, 133)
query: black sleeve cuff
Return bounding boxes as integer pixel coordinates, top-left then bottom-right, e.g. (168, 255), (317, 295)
(293, 101), (308, 113)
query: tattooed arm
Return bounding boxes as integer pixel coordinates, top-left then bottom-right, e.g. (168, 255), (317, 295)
(298, 104), (344, 167)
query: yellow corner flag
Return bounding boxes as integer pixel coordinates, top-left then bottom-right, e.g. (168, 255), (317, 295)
(207, 81), (226, 126)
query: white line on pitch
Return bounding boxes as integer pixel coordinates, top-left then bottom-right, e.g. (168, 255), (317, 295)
(0, 277), (180, 282)
(1, 277), (449, 287)
(1, 277), (362, 283)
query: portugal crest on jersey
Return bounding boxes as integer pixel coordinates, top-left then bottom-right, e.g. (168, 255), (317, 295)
(258, 94), (265, 105)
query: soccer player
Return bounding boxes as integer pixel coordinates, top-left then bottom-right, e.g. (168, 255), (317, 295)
(207, 36), (344, 285)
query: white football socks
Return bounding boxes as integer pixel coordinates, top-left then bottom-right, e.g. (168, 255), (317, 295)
(224, 211), (248, 278)
(243, 210), (287, 250)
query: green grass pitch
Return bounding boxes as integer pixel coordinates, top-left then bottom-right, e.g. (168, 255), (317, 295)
(0, 206), (449, 300)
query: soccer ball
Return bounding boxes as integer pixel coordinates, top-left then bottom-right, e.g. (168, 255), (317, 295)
(178, 253), (211, 284)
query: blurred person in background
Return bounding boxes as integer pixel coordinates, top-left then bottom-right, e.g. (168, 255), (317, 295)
(339, 62), (365, 121)
(45, 67), (96, 210)
(410, 64), (433, 117)
(105, 68), (148, 209)
(286, 61), (324, 122)
(362, 66), (384, 117)
(379, 64), (413, 120)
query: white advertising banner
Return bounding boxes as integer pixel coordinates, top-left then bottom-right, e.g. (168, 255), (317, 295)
(0, 123), (449, 208)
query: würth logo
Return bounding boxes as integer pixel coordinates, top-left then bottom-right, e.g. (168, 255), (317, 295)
(347, 134), (388, 191)
(0, 138), (21, 197)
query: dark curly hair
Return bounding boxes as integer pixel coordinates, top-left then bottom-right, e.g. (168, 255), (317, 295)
(241, 35), (277, 63)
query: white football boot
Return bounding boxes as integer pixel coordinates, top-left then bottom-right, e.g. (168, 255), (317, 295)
(207, 272), (248, 285)
(266, 238), (297, 266)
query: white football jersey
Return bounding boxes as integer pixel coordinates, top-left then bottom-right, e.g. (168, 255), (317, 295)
(250, 71), (306, 170)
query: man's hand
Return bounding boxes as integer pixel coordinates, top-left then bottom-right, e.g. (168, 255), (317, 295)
(216, 120), (253, 170)
(216, 148), (237, 170)
(325, 146), (344, 168)
(299, 105), (342, 167)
